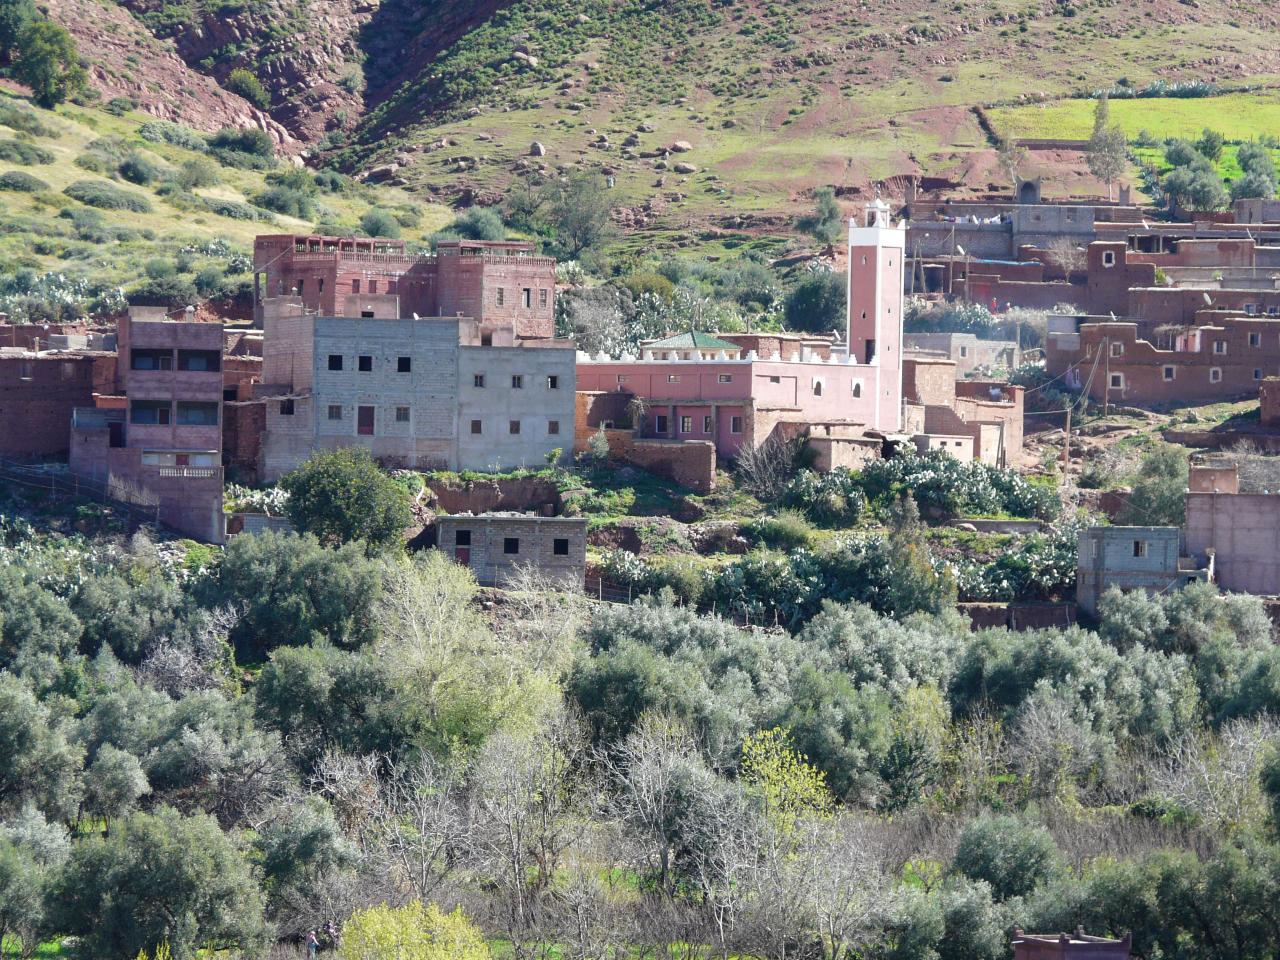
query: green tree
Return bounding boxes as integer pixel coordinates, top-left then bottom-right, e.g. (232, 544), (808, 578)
(740, 726), (834, 834)
(280, 446), (412, 550)
(47, 806), (267, 960)
(783, 271), (845, 333)
(12, 19), (86, 108)
(795, 186), (843, 246)
(1262, 739), (1280, 836)
(449, 207), (505, 240)
(545, 171), (614, 259)
(82, 744), (151, 821)
(0, 835), (44, 958)
(225, 67), (269, 109)
(340, 902), (490, 960)
(997, 137), (1028, 186)
(360, 207), (401, 238)
(883, 495), (956, 619)
(1196, 128), (1224, 162)
(1120, 445), (1188, 527)
(951, 813), (1059, 901)
(0, 672), (83, 821)
(0, 0), (36, 64)
(1087, 126), (1127, 200)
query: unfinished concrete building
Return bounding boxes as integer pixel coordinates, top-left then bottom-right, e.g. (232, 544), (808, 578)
(253, 235), (557, 339)
(1185, 461), (1280, 595)
(1076, 525), (1208, 616)
(902, 332), (1020, 376)
(435, 512), (587, 586)
(69, 308), (226, 542)
(256, 299), (576, 481)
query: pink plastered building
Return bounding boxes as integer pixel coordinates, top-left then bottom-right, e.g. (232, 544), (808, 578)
(575, 201), (905, 457)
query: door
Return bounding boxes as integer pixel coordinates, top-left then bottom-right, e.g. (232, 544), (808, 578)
(454, 547), (471, 566)
(357, 405), (375, 436)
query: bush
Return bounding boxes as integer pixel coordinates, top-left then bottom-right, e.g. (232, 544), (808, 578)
(339, 902), (490, 960)
(783, 271), (845, 333)
(0, 138), (53, 165)
(0, 101), (55, 137)
(118, 151), (160, 185)
(139, 120), (207, 151)
(951, 813), (1059, 901)
(129, 274), (197, 307)
(210, 126), (274, 157)
(201, 197), (270, 221)
(103, 95), (135, 116)
(63, 179), (152, 212)
(174, 157), (220, 189)
(784, 469), (867, 525)
(448, 207), (505, 240)
(225, 68), (270, 109)
(0, 170), (48, 192)
(360, 207), (401, 238)
(746, 509), (815, 550)
(254, 185), (315, 219)
(313, 169), (350, 193)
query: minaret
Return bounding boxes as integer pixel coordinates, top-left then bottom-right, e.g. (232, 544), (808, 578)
(847, 199), (905, 431)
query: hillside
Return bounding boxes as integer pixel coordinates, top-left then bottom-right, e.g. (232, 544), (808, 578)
(33, 0), (1280, 235)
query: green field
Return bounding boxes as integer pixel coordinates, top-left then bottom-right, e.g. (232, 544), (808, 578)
(990, 91), (1280, 142)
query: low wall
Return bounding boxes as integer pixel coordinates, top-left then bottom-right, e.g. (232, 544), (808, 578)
(959, 602), (1078, 631)
(951, 518), (1044, 534)
(1163, 428), (1280, 452)
(426, 475), (563, 515)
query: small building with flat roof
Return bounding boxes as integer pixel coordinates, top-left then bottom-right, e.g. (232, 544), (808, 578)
(435, 512), (587, 587)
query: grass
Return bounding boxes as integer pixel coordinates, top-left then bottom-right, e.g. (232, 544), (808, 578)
(990, 92), (1280, 142)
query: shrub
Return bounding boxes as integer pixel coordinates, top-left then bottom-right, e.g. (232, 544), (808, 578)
(139, 120), (207, 151)
(210, 126), (275, 157)
(118, 151), (160, 185)
(280, 447), (412, 550)
(0, 101), (55, 137)
(313, 169), (350, 193)
(0, 138), (53, 165)
(783, 271), (845, 333)
(103, 95), (135, 116)
(746, 509), (815, 550)
(783, 469), (867, 525)
(360, 207), (401, 238)
(129, 274), (197, 307)
(448, 207), (505, 240)
(225, 67), (270, 109)
(254, 185), (315, 219)
(340, 902), (490, 960)
(174, 157), (220, 189)
(63, 179), (152, 212)
(951, 814), (1059, 901)
(0, 170), (48, 192)
(201, 197), (269, 221)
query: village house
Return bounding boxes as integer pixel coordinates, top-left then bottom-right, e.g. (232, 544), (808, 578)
(0, 349), (116, 458)
(253, 235), (557, 339)
(901, 354), (1024, 466)
(1076, 525), (1208, 616)
(1185, 461), (1280, 595)
(69, 307), (226, 543)
(902, 331), (1020, 376)
(434, 512), (587, 587)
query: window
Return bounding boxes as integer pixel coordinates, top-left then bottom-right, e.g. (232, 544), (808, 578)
(1110, 373), (1124, 389)
(546, 375), (559, 389)
(328, 354), (343, 371)
(328, 405), (343, 421)
(1133, 540), (1147, 558)
(351, 279), (360, 294)
(852, 380), (863, 398)
(553, 537), (569, 556)
(1210, 367), (1223, 383)
(177, 350), (220, 372)
(481, 333), (492, 346)
(474, 374), (486, 388)
(616, 374), (629, 384)
(769, 376), (781, 384)
(280, 399), (295, 415)
(357, 405), (375, 436)
(703, 415), (713, 433)
(504, 537), (520, 555)
(398, 356), (412, 373)
(296, 279), (304, 295)
(1110, 342), (1124, 358)
(496, 288), (505, 306)
(511, 375), (524, 389)
(680, 415), (693, 434)
(813, 378), (824, 397)
(655, 415), (669, 433)
(455, 529), (471, 546)
(865, 339), (876, 364)
(548, 420), (560, 435)
(959, 346), (968, 358)
(395, 406), (411, 422)
(1214, 340), (1227, 355)
(1250, 332), (1262, 347)
(360, 311), (374, 319)
(509, 420), (521, 434)
(130, 400), (170, 425)
(667, 374), (681, 383)
(176, 401), (218, 426)
(1103, 250), (1116, 267)
(522, 288), (532, 308)
(470, 419), (482, 434)
(1246, 303), (1257, 315)
(718, 374), (732, 383)
(358, 355), (373, 372)
(131, 349), (172, 371)
(1163, 366), (1176, 381)
(730, 416), (743, 433)
(539, 289), (548, 308)
(368, 280), (378, 294)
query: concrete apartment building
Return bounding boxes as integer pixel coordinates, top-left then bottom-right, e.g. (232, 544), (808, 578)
(253, 235), (557, 339)
(1076, 525), (1208, 616)
(575, 200), (906, 459)
(256, 299), (576, 481)
(69, 308), (226, 542)
(435, 513), (587, 586)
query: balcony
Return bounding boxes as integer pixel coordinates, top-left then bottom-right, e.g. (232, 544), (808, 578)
(157, 466), (218, 479)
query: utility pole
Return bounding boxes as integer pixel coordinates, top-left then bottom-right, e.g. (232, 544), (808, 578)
(1061, 402), (1072, 474)
(1104, 336), (1110, 417)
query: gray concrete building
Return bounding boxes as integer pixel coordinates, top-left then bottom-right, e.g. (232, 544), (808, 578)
(257, 298), (576, 480)
(1076, 525), (1209, 616)
(435, 512), (587, 586)
(903, 332), (1020, 377)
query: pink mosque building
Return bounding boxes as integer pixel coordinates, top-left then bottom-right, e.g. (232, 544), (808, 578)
(575, 200), (905, 457)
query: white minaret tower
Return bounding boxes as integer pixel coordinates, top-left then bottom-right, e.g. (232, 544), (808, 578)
(846, 199), (905, 431)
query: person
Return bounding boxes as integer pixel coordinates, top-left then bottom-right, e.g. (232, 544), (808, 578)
(306, 931), (319, 958)
(325, 921), (339, 948)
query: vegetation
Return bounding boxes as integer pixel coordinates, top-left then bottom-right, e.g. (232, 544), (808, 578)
(279, 447), (414, 550)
